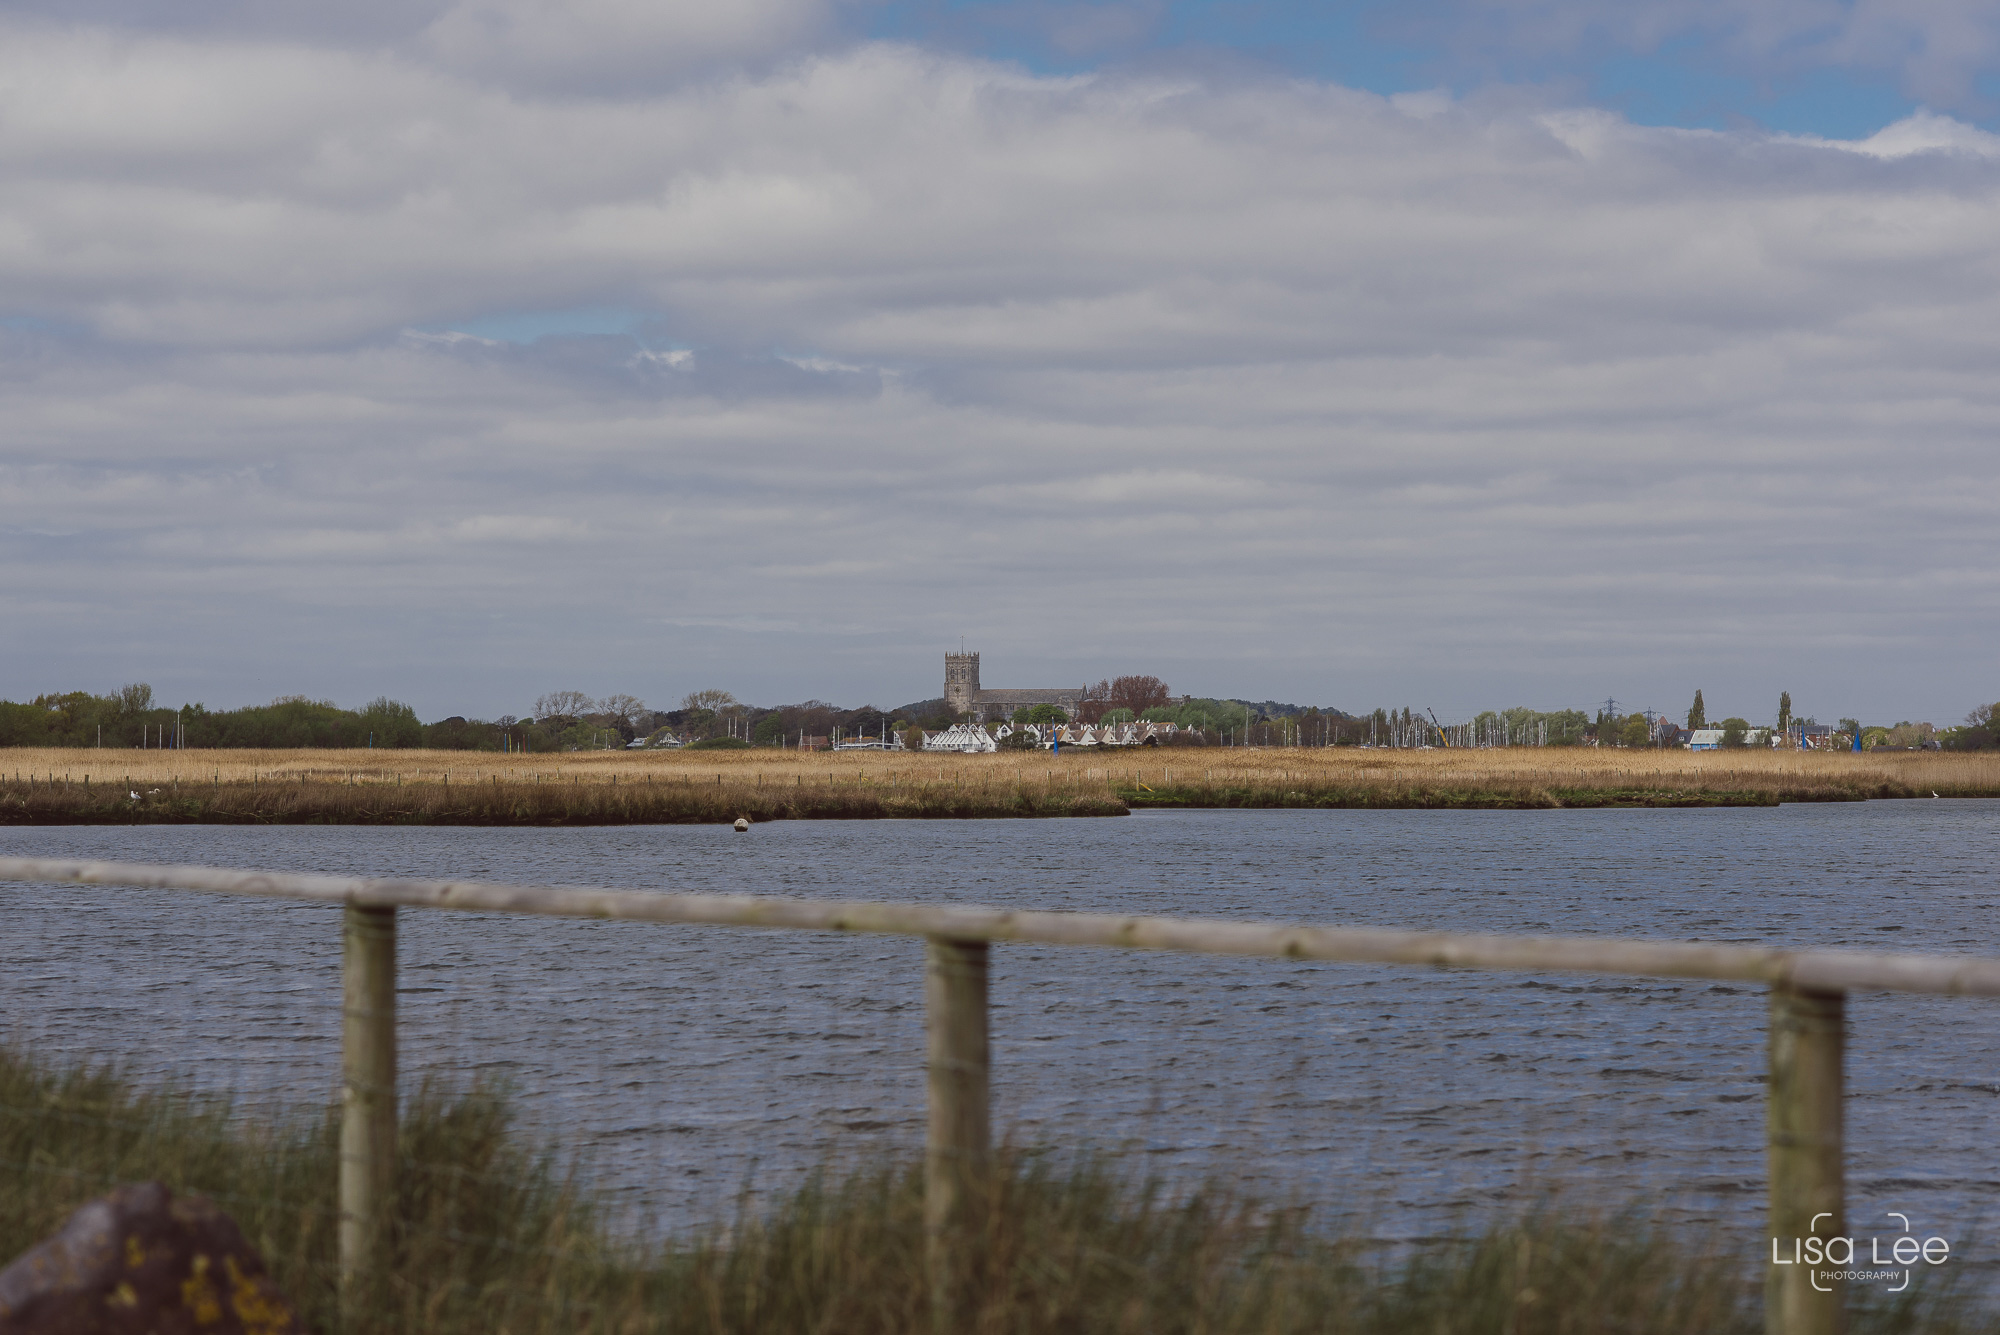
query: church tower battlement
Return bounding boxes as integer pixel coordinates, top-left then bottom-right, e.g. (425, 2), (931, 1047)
(944, 652), (980, 716)
(943, 650), (1083, 723)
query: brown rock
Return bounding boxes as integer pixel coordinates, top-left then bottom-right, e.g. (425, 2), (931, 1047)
(0, 1182), (306, 1334)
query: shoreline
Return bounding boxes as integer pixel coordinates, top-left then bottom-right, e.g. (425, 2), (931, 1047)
(0, 776), (1967, 826)
(0, 779), (1128, 825)
(0, 747), (1988, 824)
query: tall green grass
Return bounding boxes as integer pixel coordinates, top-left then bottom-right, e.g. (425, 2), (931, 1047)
(0, 1045), (1984, 1333)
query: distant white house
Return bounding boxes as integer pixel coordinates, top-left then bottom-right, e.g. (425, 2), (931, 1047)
(1030, 720), (1178, 748)
(921, 719), (1181, 752)
(833, 732), (905, 750)
(922, 722), (997, 753)
(1064, 721), (1176, 747)
(1686, 727), (1773, 750)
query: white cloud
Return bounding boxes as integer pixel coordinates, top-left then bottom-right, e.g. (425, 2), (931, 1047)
(0, 28), (1997, 718)
(420, 0), (834, 93)
(447, 514), (593, 542)
(1838, 108), (2000, 157)
(1405, 0), (2000, 117)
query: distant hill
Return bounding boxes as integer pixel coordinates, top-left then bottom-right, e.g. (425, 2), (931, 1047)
(1228, 700), (1355, 720)
(893, 696), (1353, 725)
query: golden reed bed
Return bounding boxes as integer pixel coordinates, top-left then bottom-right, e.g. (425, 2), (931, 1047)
(0, 745), (1993, 824)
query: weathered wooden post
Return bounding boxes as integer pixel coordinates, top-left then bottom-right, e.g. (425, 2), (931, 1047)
(925, 936), (990, 1333)
(341, 904), (398, 1294)
(1768, 983), (1845, 1335)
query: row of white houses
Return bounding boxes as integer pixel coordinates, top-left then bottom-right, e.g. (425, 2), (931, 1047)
(921, 720), (1180, 753)
(1685, 725), (1849, 750)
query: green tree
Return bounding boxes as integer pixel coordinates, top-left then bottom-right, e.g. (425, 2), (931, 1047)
(1619, 715), (1650, 748)
(1592, 710), (1612, 744)
(1153, 699), (1247, 736)
(1776, 691), (1792, 739)
(1882, 720), (1936, 749)
(358, 698), (425, 748)
(1011, 704), (1070, 726)
(204, 696), (352, 747)
(1946, 703), (2000, 751)
(424, 716), (504, 750)
(1687, 690), (1706, 730)
(1719, 717), (1750, 748)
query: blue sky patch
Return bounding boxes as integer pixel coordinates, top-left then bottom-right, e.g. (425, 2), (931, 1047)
(864, 0), (1957, 138)
(440, 305), (655, 344)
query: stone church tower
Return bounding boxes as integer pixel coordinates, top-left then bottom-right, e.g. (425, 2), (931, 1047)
(944, 652), (980, 716)
(942, 652), (1084, 722)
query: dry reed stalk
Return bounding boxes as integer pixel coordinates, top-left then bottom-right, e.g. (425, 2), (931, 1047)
(1, 746), (1993, 824)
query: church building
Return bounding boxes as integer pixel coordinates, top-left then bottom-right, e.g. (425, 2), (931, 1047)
(944, 652), (1085, 723)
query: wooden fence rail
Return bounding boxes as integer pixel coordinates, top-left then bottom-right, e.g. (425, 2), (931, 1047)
(0, 856), (1988, 1334)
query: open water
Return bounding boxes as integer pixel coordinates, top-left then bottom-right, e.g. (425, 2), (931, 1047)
(1, 804), (1996, 1255)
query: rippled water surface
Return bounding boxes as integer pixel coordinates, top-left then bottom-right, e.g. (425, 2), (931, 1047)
(3, 804), (1997, 1248)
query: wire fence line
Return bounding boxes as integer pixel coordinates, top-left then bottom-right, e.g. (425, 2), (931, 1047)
(3, 855), (1998, 1335)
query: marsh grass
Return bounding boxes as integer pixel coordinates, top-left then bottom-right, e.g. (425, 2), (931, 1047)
(2, 746), (1997, 825)
(0, 1045), (1988, 1333)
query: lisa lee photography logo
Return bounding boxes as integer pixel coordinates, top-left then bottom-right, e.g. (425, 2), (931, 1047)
(1772, 1214), (1951, 1292)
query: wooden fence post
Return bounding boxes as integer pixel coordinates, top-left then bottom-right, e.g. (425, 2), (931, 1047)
(341, 905), (398, 1295)
(1768, 984), (1845, 1335)
(925, 936), (990, 1333)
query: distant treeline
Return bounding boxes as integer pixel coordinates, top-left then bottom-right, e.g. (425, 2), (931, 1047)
(0, 686), (1679, 754)
(12, 683), (1994, 752)
(1, 685), (1364, 752)
(0, 685), (930, 752)
(0, 686), (436, 750)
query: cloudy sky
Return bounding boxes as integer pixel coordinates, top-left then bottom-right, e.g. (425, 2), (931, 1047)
(4, 0), (1999, 726)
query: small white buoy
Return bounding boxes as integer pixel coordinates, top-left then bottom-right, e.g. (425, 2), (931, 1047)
(733, 817), (750, 832)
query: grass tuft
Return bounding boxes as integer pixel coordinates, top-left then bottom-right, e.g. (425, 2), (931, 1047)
(0, 1045), (1990, 1332)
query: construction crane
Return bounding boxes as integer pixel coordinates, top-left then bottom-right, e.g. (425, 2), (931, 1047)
(1426, 708), (1450, 747)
